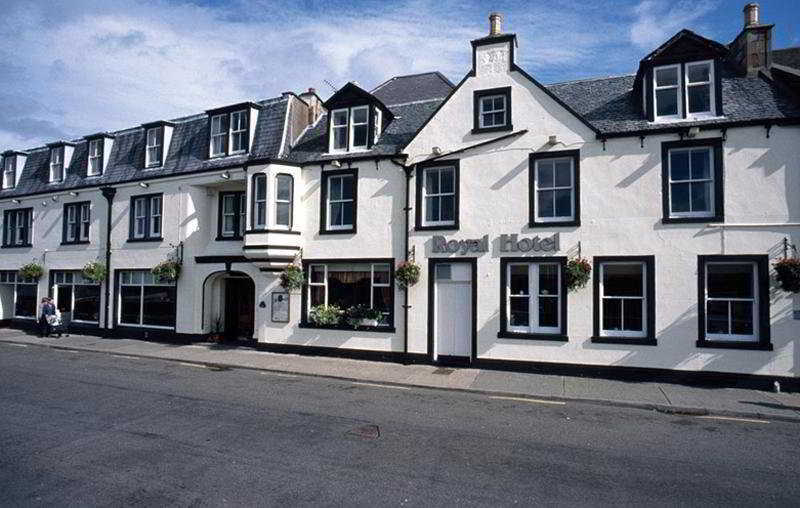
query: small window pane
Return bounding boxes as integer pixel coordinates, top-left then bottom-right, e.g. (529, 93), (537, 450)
(510, 297), (529, 327)
(440, 169), (454, 193)
(623, 299), (644, 331)
(731, 301), (754, 335)
(539, 297), (558, 328)
(707, 264), (753, 299)
(656, 89), (678, 116)
(340, 176), (354, 200)
(373, 265), (390, 284)
(539, 265), (558, 295)
(440, 195), (454, 221)
(707, 301), (729, 334)
(554, 190), (571, 217)
(690, 150), (711, 179)
(333, 110), (348, 125)
(426, 170), (439, 194)
(436, 264), (451, 280)
(537, 161), (554, 188)
(510, 265), (528, 295)
(276, 176), (291, 200)
(690, 182), (710, 211)
(425, 196), (439, 222)
(602, 298), (623, 331)
(554, 160), (571, 187)
(341, 202), (354, 225)
(352, 125), (368, 147)
(603, 264), (643, 297)
(276, 203), (290, 226)
(310, 266), (325, 283)
(671, 183), (690, 212)
(687, 64), (710, 83)
(688, 85), (711, 113)
(352, 108), (368, 124)
(538, 190), (555, 217)
(655, 67), (678, 86)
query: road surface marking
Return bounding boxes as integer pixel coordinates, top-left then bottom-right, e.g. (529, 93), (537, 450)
(5, 343), (28, 347)
(490, 396), (566, 405)
(60, 349), (80, 354)
(351, 382), (410, 390)
(696, 415), (769, 424)
(111, 354), (140, 360)
(260, 372), (299, 378)
(178, 362), (208, 369)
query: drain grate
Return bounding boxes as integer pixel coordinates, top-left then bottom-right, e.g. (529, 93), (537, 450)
(432, 367), (455, 375)
(347, 424), (380, 439)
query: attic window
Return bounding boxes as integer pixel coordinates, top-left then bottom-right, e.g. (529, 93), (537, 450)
(686, 61), (714, 116)
(652, 60), (716, 121)
(49, 146), (64, 183)
(473, 87), (512, 133)
(210, 109), (250, 157)
(654, 65), (681, 119)
(87, 139), (103, 176)
(329, 106), (370, 153)
(145, 127), (163, 168)
(2, 156), (15, 189)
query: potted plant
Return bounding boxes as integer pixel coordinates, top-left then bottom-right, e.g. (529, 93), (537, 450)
(19, 262), (44, 281)
(396, 260), (421, 289)
(309, 304), (342, 326)
(152, 258), (182, 282)
(345, 305), (382, 329)
(82, 261), (107, 283)
(280, 264), (305, 291)
(566, 257), (591, 292)
(774, 257), (800, 293)
(209, 316), (224, 343)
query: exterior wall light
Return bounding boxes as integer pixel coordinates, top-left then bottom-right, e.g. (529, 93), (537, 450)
(432, 146), (443, 155)
(139, 182), (149, 188)
(331, 160), (342, 168)
(51, 196), (58, 202)
(69, 191), (79, 197)
(687, 126), (700, 138)
(11, 199), (20, 204)
(220, 171), (231, 180)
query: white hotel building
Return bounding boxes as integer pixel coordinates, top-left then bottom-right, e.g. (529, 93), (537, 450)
(1, 4), (799, 385)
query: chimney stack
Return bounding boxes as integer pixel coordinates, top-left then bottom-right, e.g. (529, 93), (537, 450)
(489, 12), (503, 36)
(743, 3), (759, 27)
(299, 87), (322, 125)
(730, 3), (773, 77)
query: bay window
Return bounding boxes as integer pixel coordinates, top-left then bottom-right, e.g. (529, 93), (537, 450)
(218, 191), (246, 239)
(661, 139), (723, 223)
(303, 260), (394, 330)
(2, 208), (33, 247)
(129, 194), (163, 241)
(275, 174), (293, 228)
(529, 150), (580, 227)
(320, 169), (357, 234)
(592, 256), (656, 345)
(118, 270), (176, 328)
(499, 257), (567, 340)
(252, 174), (267, 230)
(63, 202), (91, 244)
(52, 271), (101, 323)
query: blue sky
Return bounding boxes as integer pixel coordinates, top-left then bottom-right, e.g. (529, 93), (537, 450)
(0, 0), (797, 150)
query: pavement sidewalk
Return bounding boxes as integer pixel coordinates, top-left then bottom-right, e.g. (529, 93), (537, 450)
(2, 328), (799, 422)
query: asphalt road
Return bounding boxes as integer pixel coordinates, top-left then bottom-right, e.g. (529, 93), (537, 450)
(1, 343), (798, 507)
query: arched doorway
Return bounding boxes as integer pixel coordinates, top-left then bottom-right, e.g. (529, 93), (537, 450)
(203, 271), (255, 341)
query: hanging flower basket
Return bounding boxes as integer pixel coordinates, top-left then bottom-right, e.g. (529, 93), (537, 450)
(566, 257), (592, 292)
(774, 257), (800, 293)
(82, 261), (107, 283)
(396, 261), (421, 289)
(151, 259), (182, 282)
(309, 304), (342, 326)
(280, 264), (305, 291)
(19, 262), (44, 281)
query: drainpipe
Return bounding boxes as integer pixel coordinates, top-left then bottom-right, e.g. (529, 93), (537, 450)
(391, 157), (413, 362)
(101, 187), (116, 334)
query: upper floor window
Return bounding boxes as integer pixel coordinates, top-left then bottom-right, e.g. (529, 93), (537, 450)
(252, 174), (267, 230)
(529, 150), (581, 228)
(686, 61), (714, 116)
(275, 174), (293, 228)
(49, 146), (64, 182)
(653, 60), (716, 121)
(373, 108), (382, 143)
(473, 87), (512, 133)
(329, 106), (369, 152)
(63, 202), (90, 244)
(320, 169), (357, 234)
(654, 65), (681, 119)
(145, 127), (163, 168)
(210, 109), (249, 157)
(2, 208), (33, 247)
(88, 139), (103, 176)
(129, 194), (162, 241)
(3, 156), (16, 189)
(218, 191), (246, 240)
(661, 139), (723, 224)
(416, 162), (459, 230)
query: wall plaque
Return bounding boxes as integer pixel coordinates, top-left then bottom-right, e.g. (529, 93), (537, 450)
(271, 291), (289, 323)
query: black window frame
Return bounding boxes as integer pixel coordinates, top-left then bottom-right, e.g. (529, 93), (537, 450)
(62, 201), (91, 245)
(661, 138), (724, 224)
(697, 255), (771, 351)
(591, 256), (656, 346)
(49, 269), (102, 325)
(498, 256), (568, 341)
(299, 257), (395, 333)
(415, 159), (460, 231)
(2, 207), (33, 248)
(128, 193), (164, 242)
(319, 168), (358, 235)
(529, 149), (581, 228)
(473, 87), (513, 134)
(115, 269), (178, 330)
(217, 191), (246, 241)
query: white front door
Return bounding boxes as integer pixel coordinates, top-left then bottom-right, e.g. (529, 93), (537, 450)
(433, 262), (472, 360)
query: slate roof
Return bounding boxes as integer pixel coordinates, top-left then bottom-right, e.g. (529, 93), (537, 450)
(546, 61), (800, 136)
(371, 72), (454, 106)
(773, 47), (800, 69)
(0, 97), (289, 199)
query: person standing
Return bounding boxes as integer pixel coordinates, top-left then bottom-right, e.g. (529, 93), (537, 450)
(39, 297), (55, 338)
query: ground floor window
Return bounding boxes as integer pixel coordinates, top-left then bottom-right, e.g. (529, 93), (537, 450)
(52, 271), (101, 323)
(0, 271), (37, 318)
(118, 270), (176, 328)
(499, 257), (567, 340)
(304, 260), (393, 328)
(697, 255), (771, 350)
(592, 256), (655, 345)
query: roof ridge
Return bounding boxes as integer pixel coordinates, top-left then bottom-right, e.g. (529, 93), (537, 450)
(385, 97), (447, 107)
(546, 73), (635, 87)
(371, 71), (453, 93)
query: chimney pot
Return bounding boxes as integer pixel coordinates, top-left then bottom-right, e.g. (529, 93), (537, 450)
(743, 3), (759, 27)
(308, 87), (315, 94)
(489, 12), (503, 36)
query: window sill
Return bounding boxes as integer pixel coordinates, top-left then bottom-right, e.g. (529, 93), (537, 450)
(127, 237), (164, 243)
(61, 240), (90, 246)
(215, 236), (243, 242)
(661, 216), (722, 225)
(696, 339), (773, 351)
(591, 336), (657, 346)
(245, 229), (302, 235)
(497, 331), (568, 342)
(144, 165), (162, 170)
(416, 224), (459, 231)
(319, 229), (355, 235)
(1, 244), (32, 249)
(528, 219), (580, 228)
(299, 322), (396, 334)
(471, 125), (513, 135)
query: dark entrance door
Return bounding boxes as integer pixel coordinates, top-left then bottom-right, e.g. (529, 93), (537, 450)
(224, 277), (255, 340)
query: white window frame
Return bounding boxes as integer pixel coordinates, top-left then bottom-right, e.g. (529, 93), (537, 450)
(421, 166), (456, 227)
(704, 261), (759, 342)
(2, 156), (15, 189)
(506, 262), (561, 335)
(349, 106), (369, 150)
(87, 139), (102, 176)
(373, 108), (382, 143)
(52, 270), (100, 324)
(220, 192), (245, 238)
(306, 262), (391, 325)
(534, 157), (575, 222)
(274, 174), (293, 229)
(149, 196), (162, 237)
(329, 108), (349, 153)
(653, 64), (682, 121)
(133, 198), (147, 239)
(79, 203), (90, 242)
(326, 174), (354, 230)
(210, 114), (227, 157)
(479, 94), (507, 128)
(65, 204), (77, 242)
(230, 110), (248, 154)
(131, 195), (161, 240)
(49, 146), (64, 183)
(4, 208), (32, 246)
(599, 262), (647, 338)
(252, 174), (268, 230)
(2, 273), (37, 320)
(145, 127), (162, 168)
(685, 60), (715, 118)
(117, 270), (176, 330)
(668, 146), (714, 218)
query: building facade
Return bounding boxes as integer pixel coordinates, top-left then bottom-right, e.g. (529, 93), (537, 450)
(1, 4), (799, 382)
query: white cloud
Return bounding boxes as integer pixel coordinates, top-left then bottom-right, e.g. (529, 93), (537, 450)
(629, 0), (719, 49)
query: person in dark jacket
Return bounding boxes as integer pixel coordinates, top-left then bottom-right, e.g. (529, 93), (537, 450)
(39, 297), (56, 337)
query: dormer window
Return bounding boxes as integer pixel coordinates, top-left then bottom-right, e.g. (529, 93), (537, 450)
(473, 87), (512, 133)
(230, 110), (248, 153)
(686, 60), (714, 116)
(88, 139), (103, 176)
(329, 106), (369, 152)
(653, 60), (716, 121)
(654, 65), (681, 119)
(210, 114), (229, 156)
(330, 109), (348, 151)
(207, 104), (258, 158)
(145, 127), (162, 168)
(2, 156), (16, 189)
(373, 109), (382, 143)
(350, 106), (369, 149)
(49, 146), (64, 183)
